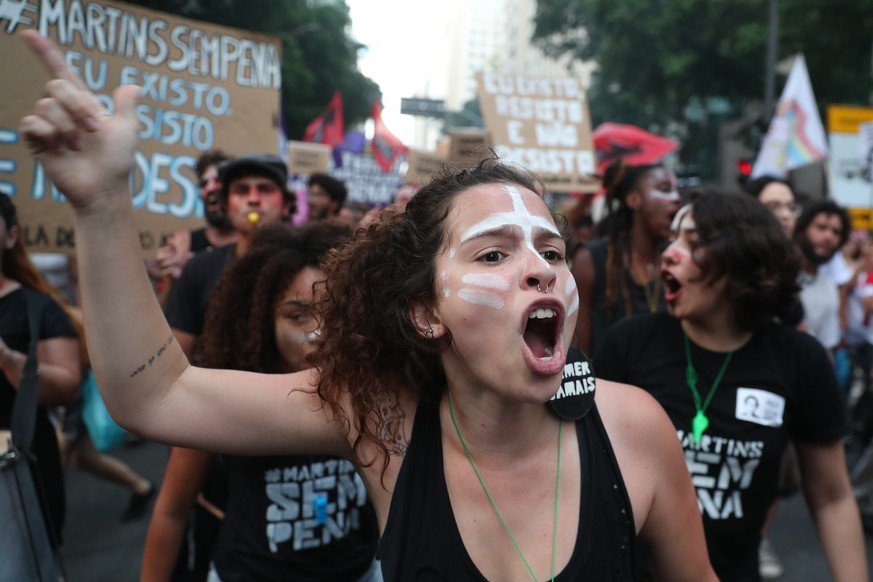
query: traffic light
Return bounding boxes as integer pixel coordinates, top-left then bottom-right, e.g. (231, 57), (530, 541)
(736, 158), (753, 188)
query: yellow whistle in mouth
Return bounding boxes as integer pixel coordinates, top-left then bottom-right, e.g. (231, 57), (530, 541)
(248, 212), (259, 225)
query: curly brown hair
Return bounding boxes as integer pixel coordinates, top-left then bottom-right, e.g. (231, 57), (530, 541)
(195, 222), (351, 373)
(311, 158), (553, 471)
(687, 190), (801, 331)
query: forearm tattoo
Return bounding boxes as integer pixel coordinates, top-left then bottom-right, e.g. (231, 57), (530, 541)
(129, 334), (175, 378)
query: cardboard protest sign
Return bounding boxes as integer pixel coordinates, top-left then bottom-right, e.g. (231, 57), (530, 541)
(0, 0), (281, 255)
(287, 141), (332, 176)
(405, 149), (447, 185)
(476, 72), (597, 192)
(332, 151), (403, 206)
(448, 129), (490, 168)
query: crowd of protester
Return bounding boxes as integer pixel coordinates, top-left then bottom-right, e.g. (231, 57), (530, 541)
(5, 29), (873, 582)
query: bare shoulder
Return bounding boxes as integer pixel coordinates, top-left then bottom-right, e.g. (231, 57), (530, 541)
(594, 378), (688, 533)
(594, 379), (679, 456)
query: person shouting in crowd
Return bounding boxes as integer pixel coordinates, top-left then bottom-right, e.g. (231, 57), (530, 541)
(142, 222), (380, 582)
(19, 31), (717, 581)
(595, 192), (867, 581)
(0, 192), (80, 547)
(149, 150), (238, 304)
(571, 161), (682, 355)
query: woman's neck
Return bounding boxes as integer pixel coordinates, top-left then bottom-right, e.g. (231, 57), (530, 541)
(680, 315), (752, 353)
(628, 224), (660, 267)
(440, 388), (558, 462)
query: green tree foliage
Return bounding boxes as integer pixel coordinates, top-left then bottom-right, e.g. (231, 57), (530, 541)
(442, 97), (484, 134)
(126, 0), (380, 139)
(533, 0), (873, 174)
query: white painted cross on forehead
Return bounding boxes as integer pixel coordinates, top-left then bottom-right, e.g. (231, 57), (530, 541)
(459, 185), (561, 268)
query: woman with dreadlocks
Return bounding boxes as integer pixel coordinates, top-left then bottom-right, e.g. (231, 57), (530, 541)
(571, 162), (682, 355)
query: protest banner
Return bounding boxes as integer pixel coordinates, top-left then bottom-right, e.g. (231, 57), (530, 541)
(476, 72), (597, 192)
(448, 129), (490, 168)
(405, 148), (446, 186)
(287, 141), (332, 176)
(0, 0), (281, 255)
(332, 150), (403, 206)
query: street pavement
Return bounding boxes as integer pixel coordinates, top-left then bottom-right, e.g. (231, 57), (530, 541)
(60, 437), (873, 581)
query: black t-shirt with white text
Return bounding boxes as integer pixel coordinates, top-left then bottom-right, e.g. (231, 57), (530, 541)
(595, 312), (845, 582)
(212, 453), (378, 582)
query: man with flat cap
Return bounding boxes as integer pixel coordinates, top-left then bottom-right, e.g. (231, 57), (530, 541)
(164, 153), (295, 357)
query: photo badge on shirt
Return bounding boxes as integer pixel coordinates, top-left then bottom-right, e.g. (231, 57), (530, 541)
(735, 387), (785, 427)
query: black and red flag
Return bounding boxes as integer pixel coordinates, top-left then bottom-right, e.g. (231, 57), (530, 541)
(370, 99), (408, 172)
(303, 91), (345, 147)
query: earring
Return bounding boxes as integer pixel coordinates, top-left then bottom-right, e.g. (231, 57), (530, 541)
(427, 326), (434, 339)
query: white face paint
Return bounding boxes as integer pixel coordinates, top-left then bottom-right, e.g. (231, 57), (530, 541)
(449, 248), (457, 259)
(461, 273), (510, 290)
(283, 330), (319, 343)
(650, 190), (682, 203)
(457, 288), (505, 309)
(440, 271), (451, 298)
(670, 204), (693, 233)
(565, 276), (579, 317)
(455, 273), (510, 310)
(667, 205), (696, 260)
(459, 185), (561, 271)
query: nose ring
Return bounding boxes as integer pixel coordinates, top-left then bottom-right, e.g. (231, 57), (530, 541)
(537, 282), (551, 294)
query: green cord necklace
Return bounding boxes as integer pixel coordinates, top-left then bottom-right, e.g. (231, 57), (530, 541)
(447, 390), (562, 582)
(683, 331), (735, 444)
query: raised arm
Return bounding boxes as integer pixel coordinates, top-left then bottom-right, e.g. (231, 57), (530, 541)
(18, 31), (347, 458)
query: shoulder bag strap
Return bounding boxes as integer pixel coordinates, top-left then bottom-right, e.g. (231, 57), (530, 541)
(10, 290), (49, 452)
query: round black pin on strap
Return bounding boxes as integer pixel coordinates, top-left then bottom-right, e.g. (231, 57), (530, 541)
(549, 345), (596, 421)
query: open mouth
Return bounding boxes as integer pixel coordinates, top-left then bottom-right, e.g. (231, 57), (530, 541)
(524, 307), (559, 359)
(662, 271), (682, 302)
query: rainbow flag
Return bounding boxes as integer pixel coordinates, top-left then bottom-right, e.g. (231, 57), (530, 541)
(752, 55), (828, 179)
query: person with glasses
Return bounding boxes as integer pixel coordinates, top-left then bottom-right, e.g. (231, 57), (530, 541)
(745, 176), (802, 237)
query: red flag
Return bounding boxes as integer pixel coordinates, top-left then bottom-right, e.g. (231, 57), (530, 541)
(371, 100), (408, 173)
(303, 91), (344, 147)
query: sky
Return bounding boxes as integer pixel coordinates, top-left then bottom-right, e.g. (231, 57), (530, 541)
(345, 0), (449, 144)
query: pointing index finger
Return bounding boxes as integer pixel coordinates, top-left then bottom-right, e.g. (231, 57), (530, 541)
(21, 30), (89, 92)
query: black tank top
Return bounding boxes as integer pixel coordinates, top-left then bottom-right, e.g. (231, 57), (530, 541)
(377, 402), (636, 581)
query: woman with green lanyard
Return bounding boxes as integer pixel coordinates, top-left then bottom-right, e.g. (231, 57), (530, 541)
(19, 30), (718, 581)
(571, 161), (682, 355)
(594, 191), (868, 582)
